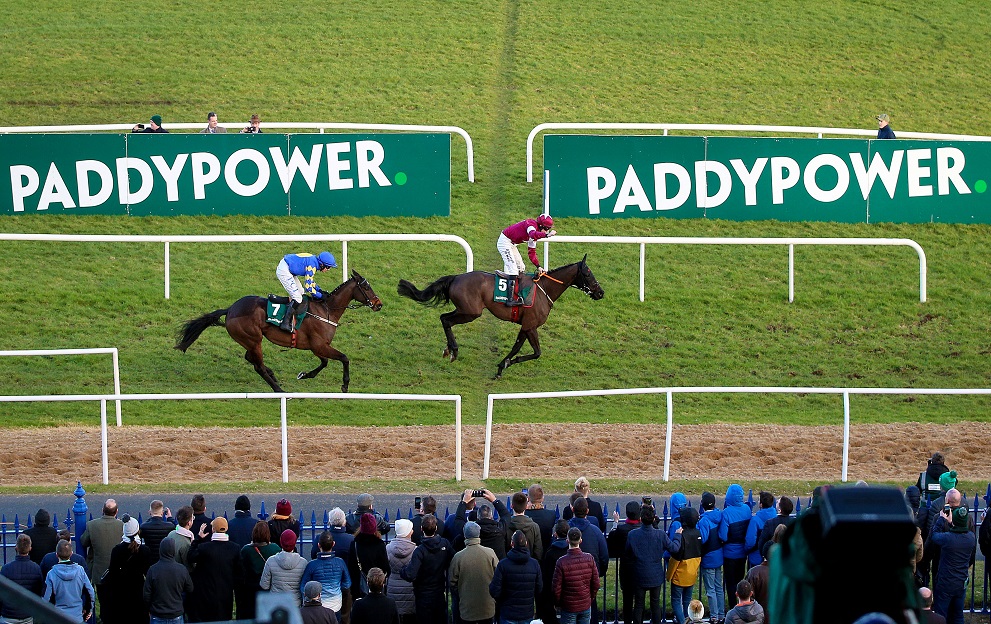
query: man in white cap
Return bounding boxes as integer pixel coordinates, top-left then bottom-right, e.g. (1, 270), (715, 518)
(876, 113), (896, 139)
(386, 519), (417, 622)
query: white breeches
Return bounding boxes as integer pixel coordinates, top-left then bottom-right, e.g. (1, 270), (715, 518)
(276, 259), (303, 303)
(498, 233), (526, 274)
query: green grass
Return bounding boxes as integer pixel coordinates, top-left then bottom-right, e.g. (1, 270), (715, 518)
(2, 0), (991, 489)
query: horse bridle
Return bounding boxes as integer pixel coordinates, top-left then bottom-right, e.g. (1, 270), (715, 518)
(571, 261), (598, 296)
(349, 276), (378, 309)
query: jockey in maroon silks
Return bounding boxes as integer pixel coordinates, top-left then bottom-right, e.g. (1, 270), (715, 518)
(497, 214), (556, 305)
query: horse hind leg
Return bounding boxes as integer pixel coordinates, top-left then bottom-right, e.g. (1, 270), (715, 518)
(440, 309), (481, 362)
(244, 347), (284, 392)
(308, 344), (350, 393)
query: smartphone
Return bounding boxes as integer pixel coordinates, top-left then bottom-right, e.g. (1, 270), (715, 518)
(472, 489), (485, 498)
(943, 504), (951, 514)
(522, 488), (529, 497)
(414, 496), (422, 510)
(136, 124), (144, 129)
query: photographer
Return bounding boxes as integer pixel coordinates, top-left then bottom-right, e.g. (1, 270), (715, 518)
(240, 113), (262, 133)
(132, 114), (167, 133)
(929, 499), (976, 623)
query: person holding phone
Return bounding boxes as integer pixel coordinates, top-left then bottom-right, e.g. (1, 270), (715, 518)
(929, 498), (976, 623)
(411, 496), (437, 545)
(132, 114), (167, 133)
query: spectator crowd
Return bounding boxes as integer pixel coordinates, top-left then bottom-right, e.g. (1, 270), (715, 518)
(0, 462), (988, 624)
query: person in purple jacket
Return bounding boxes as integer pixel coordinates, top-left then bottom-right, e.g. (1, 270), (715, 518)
(497, 214), (557, 305)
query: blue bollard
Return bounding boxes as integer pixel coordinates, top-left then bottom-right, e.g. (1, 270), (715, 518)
(73, 482), (88, 558)
(258, 501), (269, 520)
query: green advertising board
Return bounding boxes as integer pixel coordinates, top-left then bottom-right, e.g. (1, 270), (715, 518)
(543, 134), (991, 223)
(0, 132), (451, 217)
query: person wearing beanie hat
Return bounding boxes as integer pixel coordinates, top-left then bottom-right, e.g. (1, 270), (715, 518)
(939, 470), (958, 493)
(607, 500), (642, 624)
(260, 529), (307, 608)
(24, 508), (59, 565)
(930, 498), (976, 623)
(449, 520), (498, 622)
(697, 491), (726, 623)
(386, 517), (417, 619)
(348, 513), (389, 600)
(186, 512), (241, 621)
(228, 494), (255, 549)
(132, 114), (168, 133)
(103, 513), (152, 624)
(268, 498), (301, 552)
(303, 579), (323, 603)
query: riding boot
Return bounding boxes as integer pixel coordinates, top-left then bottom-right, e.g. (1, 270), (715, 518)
(508, 275), (525, 306)
(280, 300), (299, 332)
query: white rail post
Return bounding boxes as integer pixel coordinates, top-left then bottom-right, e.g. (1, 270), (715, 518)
(100, 399), (109, 485)
(341, 241), (348, 282)
(281, 396), (289, 483)
(455, 396), (462, 482)
(483, 395), (494, 480)
(111, 349), (122, 426)
(543, 240), (549, 269)
(841, 392), (851, 482)
(663, 391), (673, 482)
(164, 241), (171, 300)
(640, 243), (646, 302)
(788, 243), (795, 303)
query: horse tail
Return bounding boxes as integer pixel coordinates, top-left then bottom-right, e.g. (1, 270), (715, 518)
(174, 308), (228, 352)
(397, 276), (456, 307)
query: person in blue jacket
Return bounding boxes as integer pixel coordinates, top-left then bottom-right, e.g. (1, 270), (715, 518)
(276, 251), (337, 331)
(718, 484), (752, 609)
(745, 491), (777, 567)
(697, 492), (725, 623)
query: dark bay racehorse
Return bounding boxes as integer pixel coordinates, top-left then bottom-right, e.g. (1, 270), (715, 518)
(174, 271), (382, 392)
(397, 255), (603, 378)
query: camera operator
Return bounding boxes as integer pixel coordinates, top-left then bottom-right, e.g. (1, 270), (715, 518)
(240, 113), (262, 133)
(132, 114), (167, 133)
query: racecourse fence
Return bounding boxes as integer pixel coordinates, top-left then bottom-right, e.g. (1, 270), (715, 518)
(2, 486), (988, 619)
(0, 233), (474, 299)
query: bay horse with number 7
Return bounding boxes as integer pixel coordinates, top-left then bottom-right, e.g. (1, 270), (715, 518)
(397, 255), (604, 378)
(174, 270), (382, 392)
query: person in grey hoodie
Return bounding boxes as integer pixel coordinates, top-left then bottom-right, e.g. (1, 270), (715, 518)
(260, 529), (308, 608)
(725, 580), (764, 624)
(43, 540), (95, 623)
(386, 519), (417, 623)
(144, 537), (193, 622)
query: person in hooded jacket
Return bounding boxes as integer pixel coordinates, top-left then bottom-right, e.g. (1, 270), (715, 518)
(144, 537), (193, 624)
(719, 484), (752, 609)
(665, 492), (689, 561)
(541, 520), (571, 624)
(698, 491), (726, 623)
(490, 530), (543, 624)
(916, 452), (950, 504)
(401, 515), (453, 624)
(239, 521), (280, 620)
(189, 517), (243, 620)
(103, 515), (152, 624)
(725, 579), (764, 624)
(386, 518), (417, 624)
(626, 504), (681, 624)
(745, 492), (777, 568)
(44, 539), (95, 623)
(261, 529), (308, 608)
(24, 508), (59, 565)
(349, 513), (390, 600)
(506, 491), (544, 560)
(668, 507), (703, 624)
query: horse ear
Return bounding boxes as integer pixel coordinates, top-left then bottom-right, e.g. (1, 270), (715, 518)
(582, 253), (588, 264)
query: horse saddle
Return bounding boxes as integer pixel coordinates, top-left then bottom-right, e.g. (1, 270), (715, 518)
(264, 295), (307, 328)
(493, 272), (535, 307)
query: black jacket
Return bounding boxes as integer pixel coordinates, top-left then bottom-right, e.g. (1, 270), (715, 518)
(563, 499), (608, 533)
(345, 508), (391, 535)
(401, 535), (453, 601)
(524, 508), (558, 555)
(348, 533), (390, 599)
(351, 592), (401, 624)
(24, 525), (59, 565)
(490, 546), (542, 621)
(607, 520), (641, 584)
(139, 516), (176, 563)
(0, 554), (44, 619)
(228, 510), (256, 548)
(188, 538), (242, 621)
(541, 538), (569, 600)
(143, 539), (193, 619)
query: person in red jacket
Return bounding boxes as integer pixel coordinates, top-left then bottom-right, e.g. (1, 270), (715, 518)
(552, 528), (600, 624)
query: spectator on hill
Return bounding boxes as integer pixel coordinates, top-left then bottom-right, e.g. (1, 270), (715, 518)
(24, 508), (59, 565)
(351, 568), (400, 624)
(669, 507), (703, 624)
(401, 515), (453, 624)
(607, 500), (641, 624)
(553, 527), (600, 624)
(562, 477), (607, 532)
(930, 503), (976, 623)
(200, 111), (227, 134)
(268, 499), (301, 550)
(626, 504), (679, 624)
(525, 483), (558, 552)
(189, 494), (211, 544)
(102, 515), (152, 624)
(166, 505), (195, 571)
(189, 517), (242, 620)
(445, 488), (478, 550)
(412, 495), (437, 545)
(698, 491), (726, 624)
(719, 484), (752, 609)
(132, 114), (168, 133)
(507, 491), (544, 560)
(567, 496), (608, 622)
(41, 528), (88, 578)
(919, 586), (947, 624)
(541, 519), (572, 624)
(261, 529), (308, 608)
(239, 521), (280, 620)
(228, 495), (255, 548)
(140, 499), (176, 563)
(349, 513), (390, 600)
(44, 539), (95, 623)
(450, 521), (498, 623)
(301, 580), (336, 624)
(241, 113), (263, 133)
(81, 498), (123, 585)
(301, 530), (351, 622)
(725, 580), (763, 624)
(876, 113), (896, 139)
(144, 537), (193, 624)
(386, 518), (417, 623)
(758, 495), (793, 559)
(491, 530), (542, 624)
(1, 533), (44, 622)
(346, 493), (391, 536)
(746, 492), (776, 568)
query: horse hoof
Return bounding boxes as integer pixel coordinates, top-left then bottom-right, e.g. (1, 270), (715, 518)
(297, 371), (306, 380)
(341, 385), (348, 393)
(442, 348), (450, 359)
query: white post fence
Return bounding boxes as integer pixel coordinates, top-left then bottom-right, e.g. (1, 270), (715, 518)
(542, 235), (927, 303)
(0, 348), (122, 426)
(0, 233), (474, 300)
(0, 392), (462, 485)
(484, 386), (991, 481)
(526, 122), (991, 182)
(0, 122), (476, 182)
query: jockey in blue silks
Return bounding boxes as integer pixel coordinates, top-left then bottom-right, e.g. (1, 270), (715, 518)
(276, 251), (337, 331)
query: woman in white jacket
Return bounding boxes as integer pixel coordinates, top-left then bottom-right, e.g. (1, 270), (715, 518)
(260, 529), (308, 607)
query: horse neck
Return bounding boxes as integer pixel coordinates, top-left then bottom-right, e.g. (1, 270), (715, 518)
(320, 280), (356, 314)
(544, 264), (579, 299)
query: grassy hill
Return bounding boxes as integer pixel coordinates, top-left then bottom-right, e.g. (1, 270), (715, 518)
(2, 0), (990, 435)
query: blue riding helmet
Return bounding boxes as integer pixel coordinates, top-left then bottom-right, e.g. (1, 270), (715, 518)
(317, 251), (337, 269)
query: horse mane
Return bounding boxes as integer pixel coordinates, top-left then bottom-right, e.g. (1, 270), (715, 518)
(324, 274), (356, 298)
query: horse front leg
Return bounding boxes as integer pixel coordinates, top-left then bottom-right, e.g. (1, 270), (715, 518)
(495, 329), (539, 379)
(297, 357), (329, 381)
(244, 348), (284, 392)
(310, 344), (350, 392)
